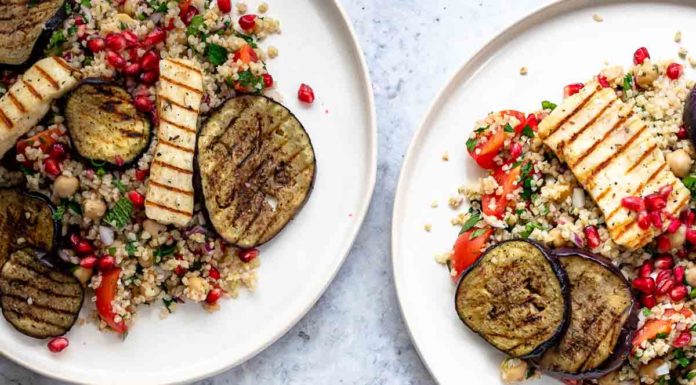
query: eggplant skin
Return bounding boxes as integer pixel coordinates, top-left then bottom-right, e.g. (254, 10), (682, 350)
(684, 84), (696, 148)
(0, 189), (58, 268)
(454, 239), (570, 359)
(64, 78), (152, 168)
(196, 95), (316, 248)
(0, 0), (66, 69)
(534, 248), (639, 381)
(0, 249), (84, 339)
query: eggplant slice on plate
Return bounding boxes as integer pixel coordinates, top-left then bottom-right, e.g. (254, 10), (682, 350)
(64, 79), (152, 168)
(197, 95), (316, 248)
(0, 0), (66, 68)
(455, 240), (570, 358)
(0, 189), (58, 268)
(0, 249), (83, 338)
(535, 249), (639, 380)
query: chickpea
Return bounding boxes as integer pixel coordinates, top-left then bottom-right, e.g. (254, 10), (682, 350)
(143, 219), (165, 238)
(83, 198), (107, 220)
(549, 228), (566, 248)
(634, 62), (659, 89)
(686, 267), (696, 288)
(669, 224), (687, 249)
(138, 252), (153, 268)
(639, 358), (665, 381)
(666, 149), (693, 178)
(500, 358), (528, 384)
(53, 175), (79, 198)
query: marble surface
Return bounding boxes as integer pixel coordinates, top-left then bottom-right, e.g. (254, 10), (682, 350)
(0, 0), (553, 383)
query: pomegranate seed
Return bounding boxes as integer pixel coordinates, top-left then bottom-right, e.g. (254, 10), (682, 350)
(87, 37), (106, 53)
(675, 266), (686, 284)
(105, 33), (127, 51)
(239, 248), (259, 263)
(74, 16), (85, 25)
(298, 84), (315, 104)
(650, 211), (663, 228)
(677, 125), (689, 140)
(143, 29), (167, 47)
(621, 196), (645, 211)
(140, 70), (158, 85)
(115, 155), (124, 167)
(639, 261), (654, 278)
(140, 51), (159, 71)
(642, 294), (657, 308)
(597, 74), (610, 88)
(79, 255), (97, 269)
(564, 83), (584, 97)
(657, 235), (672, 253)
(687, 229), (696, 245)
(49, 143), (67, 161)
(239, 14), (257, 31)
(584, 226), (601, 248)
(657, 277), (676, 295)
(677, 248), (688, 259)
(217, 0), (231, 13)
(670, 285), (689, 301)
(69, 233), (81, 247)
(684, 209), (696, 227)
(262, 73), (274, 88)
(98, 255), (115, 272)
(47, 337), (69, 353)
(632, 277), (656, 294)
(655, 256), (674, 270)
(205, 287), (223, 304)
(667, 63), (683, 80)
(175, 265), (186, 276)
(657, 269), (674, 284)
(122, 62), (141, 77)
(122, 31), (138, 47)
(674, 330), (692, 348)
(43, 158), (61, 176)
(645, 193), (667, 211)
(105, 50), (126, 69)
(76, 25), (87, 41)
(181, 7), (198, 25)
(127, 191), (145, 208)
(633, 47), (650, 65)
(74, 240), (94, 255)
(659, 185), (673, 199)
(208, 267), (220, 280)
(134, 95), (153, 113)
(135, 169), (149, 181)
(668, 219), (682, 234)
(638, 211), (651, 229)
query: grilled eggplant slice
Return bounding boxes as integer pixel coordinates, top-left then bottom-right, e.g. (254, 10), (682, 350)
(0, 249), (83, 338)
(535, 249), (638, 380)
(0, 189), (58, 268)
(65, 79), (151, 167)
(197, 95), (316, 248)
(455, 240), (570, 358)
(0, 0), (66, 68)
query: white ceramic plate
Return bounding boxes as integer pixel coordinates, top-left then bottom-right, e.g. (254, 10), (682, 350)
(392, 0), (696, 384)
(0, 1), (376, 384)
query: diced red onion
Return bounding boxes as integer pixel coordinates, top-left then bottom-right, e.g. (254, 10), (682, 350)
(99, 226), (115, 246)
(572, 188), (585, 208)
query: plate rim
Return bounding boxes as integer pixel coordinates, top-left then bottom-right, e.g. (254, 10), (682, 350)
(0, 0), (378, 383)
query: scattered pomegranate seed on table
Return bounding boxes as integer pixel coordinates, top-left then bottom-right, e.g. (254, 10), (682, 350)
(656, 277), (675, 295)
(262, 73), (274, 88)
(667, 218), (682, 233)
(686, 228), (696, 245)
(563, 83), (584, 97)
(122, 31), (138, 47)
(239, 14), (257, 31)
(597, 74), (610, 88)
(674, 266), (686, 284)
(140, 51), (159, 71)
(633, 47), (650, 65)
(175, 265), (186, 276)
(122, 62), (141, 77)
(47, 337), (69, 353)
(205, 288), (223, 304)
(140, 70), (159, 85)
(143, 29), (167, 47)
(239, 248), (259, 263)
(298, 83), (315, 104)
(105, 50), (126, 69)
(656, 235), (672, 253)
(667, 63), (683, 80)
(639, 261), (653, 278)
(637, 211), (651, 229)
(49, 143), (67, 161)
(649, 211), (663, 228)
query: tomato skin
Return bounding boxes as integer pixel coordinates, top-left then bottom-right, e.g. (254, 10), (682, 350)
(499, 110), (526, 133)
(233, 44), (258, 64)
(482, 164), (521, 218)
(468, 127), (505, 169)
(451, 227), (493, 282)
(96, 268), (127, 334)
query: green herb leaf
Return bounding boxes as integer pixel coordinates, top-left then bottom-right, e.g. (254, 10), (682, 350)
(642, 308), (652, 317)
(541, 100), (557, 110)
(119, 22), (127, 31)
(656, 332), (669, 339)
(19, 165), (35, 175)
(234, 32), (258, 48)
(683, 175), (696, 196)
(236, 69), (265, 91)
(137, 13), (147, 20)
(108, 247), (117, 255)
(503, 123), (514, 133)
(154, 243), (176, 263)
(80, 0), (91, 7)
(112, 179), (126, 194)
(104, 198), (133, 230)
(521, 162), (533, 177)
(67, 200), (82, 215)
(522, 125), (535, 138)
(687, 371), (696, 380)
(67, 25), (78, 36)
(125, 242), (137, 256)
(466, 138), (477, 152)
(459, 212), (482, 234)
(470, 228), (487, 239)
(622, 74), (633, 93)
(520, 222), (544, 238)
(96, 167), (106, 177)
(52, 205), (66, 221)
(64, 2), (73, 13)
(162, 298), (175, 313)
(186, 15), (205, 36)
(205, 43), (228, 66)
(47, 30), (66, 55)
(475, 125), (489, 134)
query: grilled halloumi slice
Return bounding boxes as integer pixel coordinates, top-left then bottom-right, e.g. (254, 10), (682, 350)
(145, 58), (204, 227)
(538, 81), (690, 250)
(0, 56), (79, 157)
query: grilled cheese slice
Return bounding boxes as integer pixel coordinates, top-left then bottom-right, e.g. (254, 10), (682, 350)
(538, 81), (690, 250)
(0, 56), (79, 157)
(145, 58), (204, 227)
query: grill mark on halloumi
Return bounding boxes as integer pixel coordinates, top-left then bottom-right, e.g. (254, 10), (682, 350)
(33, 65), (59, 90)
(21, 79), (43, 100)
(585, 125), (647, 188)
(605, 163), (667, 222)
(152, 159), (193, 174)
(157, 137), (194, 153)
(158, 95), (199, 113)
(562, 98), (618, 150)
(547, 85), (601, 138)
(144, 200), (192, 216)
(0, 107), (12, 128)
(570, 112), (633, 168)
(595, 187), (612, 204)
(626, 143), (658, 175)
(168, 59), (204, 75)
(148, 179), (194, 195)
(51, 56), (77, 75)
(160, 117), (197, 134)
(160, 76), (204, 95)
(6, 91), (26, 113)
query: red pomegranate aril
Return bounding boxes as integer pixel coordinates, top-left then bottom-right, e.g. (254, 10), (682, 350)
(584, 226), (601, 248)
(262, 73), (274, 88)
(675, 266), (686, 284)
(49, 143), (67, 161)
(621, 196), (645, 211)
(181, 7), (198, 25)
(655, 256), (675, 270)
(298, 83), (315, 104)
(105, 33), (127, 51)
(667, 63), (683, 80)
(135, 169), (149, 181)
(115, 155), (124, 167)
(47, 337), (69, 353)
(677, 248), (688, 259)
(43, 158), (61, 176)
(650, 211), (663, 228)
(105, 50), (126, 69)
(122, 62), (141, 77)
(79, 255), (97, 269)
(657, 277), (676, 295)
(140, 70), (158, 85)
(143, 29), (167, 47)
(682, 209), (696, 226)
(659, 185), (674, 199)
(678, 125), (689, 140)
(98, 255), (115, 272)
(74, 240), (94, 255)
(645, 194), (667, 211)
(74, 15), (85, 25)
(564, 83), (584, 97)
(174, 265), (186, 276)
(657, 235), (672, 253)
(674, 330), (692, 348)
(668, 219), (682, 234)
(639, 261), (654, 278)
(670, 285), (689, 301)
(239, 14), (257, 31)
(134, 95), (153, 113)
(509, 142), (523, 160)
(87, 37), (106, 53)
(205, 287), (223, 304)
(208, 267), (220, 280)
(638, 210), (651, 229)
(140, 51), (159, 70)
(632, 277), (656, 294)
(127, 191), (145, 208)
(686, 229), (696, 245)
(642, 294), (657, 308)
(217, 0), (231, 13)
(69, 233), (81, 247)
(633, 47), (651, 65)
(239, 248), (259, 263)
(597, 74), (610, 88)
(122, 31), (138, 47)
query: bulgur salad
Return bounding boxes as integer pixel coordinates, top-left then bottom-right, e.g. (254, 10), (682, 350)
(438, 46), (696, 385)
(0, 0), (318, 353)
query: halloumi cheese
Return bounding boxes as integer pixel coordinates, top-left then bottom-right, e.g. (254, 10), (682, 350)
(538, 81), (690, 250)
(145, 58), (204, 227)
(0, 56), (79, 157)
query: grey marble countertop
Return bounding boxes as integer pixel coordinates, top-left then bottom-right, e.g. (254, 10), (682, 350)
(0, 0), (552, 383)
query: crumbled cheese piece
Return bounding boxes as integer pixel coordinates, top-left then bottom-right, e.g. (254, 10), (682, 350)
(592, 13), (603, 22)
(519, 66), (528, 75)
(424, 224), (432, 232)
(675, 31), (683, 43)
(448, 196), (463, 209)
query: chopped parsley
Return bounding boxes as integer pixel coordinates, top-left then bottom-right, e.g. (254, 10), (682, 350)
(466, 138), (477, 152)
(622, 73), (633, 93)
(147, 0), (168, 12)
(459, 212), (482, 234)
(80, 0), (91, 7)
(674, 348), (691, 368)
(522, 125), (535, 138)
(520, 222), (544, 238)
(656, 332), (669, 339)
(234, 32), (258, 48)
(125, 242), (137, 256)
(52, 205), (66, 221)
(687, 371), (696, 381)
(470, 228), (487, 239)
(236, 69), (264, 92)
(642, 308), (652, 317)
(104, 198), (133, 230)
(137, 13), (147, 21)
(47, 30), (67, 55)
(64, 2), (73, 13)
(541, 100), (557, 110)
(67, 25), (78, 36)
(691, 324), (696, 332)
(112, 179), (127, 194)
(108, 247), (117, 255)
(19, 165), (35, 175)
(474, 125), (489, 134)
(162, 298), (175, 313)
(206, 43), (228, 66)
(520, 162), (537, 201)
(683, 174), (696, 196)
(154, 243), (176, 263)
(119, 22), (127, 31)
(186, 15), (205, 36)
(66, 200), (82, 215)
(503, 123), (514, 133)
